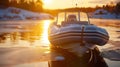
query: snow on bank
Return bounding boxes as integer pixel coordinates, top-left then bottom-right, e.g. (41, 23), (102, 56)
(0, 7), (53, 20)
(89, 9), (120, 19)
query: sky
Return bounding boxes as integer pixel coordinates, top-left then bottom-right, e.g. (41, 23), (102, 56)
(42, 0), (119, 9)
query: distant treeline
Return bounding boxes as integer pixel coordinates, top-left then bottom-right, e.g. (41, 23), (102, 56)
(0, 0), (43, 12)
(0, 0), (120, 16)
(44, 2), (120, 16)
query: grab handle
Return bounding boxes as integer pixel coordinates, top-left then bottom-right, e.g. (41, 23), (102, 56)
(81, 25), (85, 46)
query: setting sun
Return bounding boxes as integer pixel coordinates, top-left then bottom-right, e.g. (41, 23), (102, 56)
(42, 0), (52, 4)
(42, 0), (53, 9)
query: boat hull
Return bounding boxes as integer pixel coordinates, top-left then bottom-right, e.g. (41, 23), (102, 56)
(48, 24), (109, 46)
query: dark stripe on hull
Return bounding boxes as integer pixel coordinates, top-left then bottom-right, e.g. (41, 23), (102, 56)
(49, 35), (108, 46)
(49, 32), (109, 40)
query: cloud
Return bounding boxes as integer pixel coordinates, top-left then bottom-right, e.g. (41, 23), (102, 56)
(114, 0), (120, 3)
(89, 0), (108, 4)
(89, 0), (120, 4)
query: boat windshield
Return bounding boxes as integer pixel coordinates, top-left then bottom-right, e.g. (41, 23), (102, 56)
(56, 12), (89, 25)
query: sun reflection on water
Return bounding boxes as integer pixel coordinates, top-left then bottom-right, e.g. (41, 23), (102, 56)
(41, 20), (51, 46)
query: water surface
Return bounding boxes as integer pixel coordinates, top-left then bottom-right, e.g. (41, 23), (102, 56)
(0, 19), (120, 67)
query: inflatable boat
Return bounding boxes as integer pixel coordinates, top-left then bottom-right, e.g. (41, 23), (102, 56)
(48, 11), (109, 46)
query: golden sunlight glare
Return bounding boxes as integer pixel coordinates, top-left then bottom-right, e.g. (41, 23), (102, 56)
(42, 0), (52, 4)
(42, 20), (51, 46)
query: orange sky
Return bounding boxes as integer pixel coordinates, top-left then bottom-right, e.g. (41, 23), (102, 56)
(42, 0), (118, 9)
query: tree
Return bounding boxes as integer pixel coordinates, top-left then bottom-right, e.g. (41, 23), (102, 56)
(8, 0), (43, 12)
(35, 0), (43, 12)
(0, 0), (10, 7)
(19, 0), (26, 4)
(115, 2), (120, 14)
